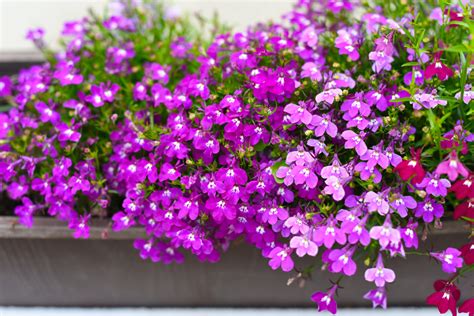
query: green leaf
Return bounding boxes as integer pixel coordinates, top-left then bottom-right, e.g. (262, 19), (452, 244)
(401, 62), (420, 67)
(254, 141), (268, 152)
(390, 97), (412, 103)
(271, 161), (287, 184)
(445, 45), (469, 53)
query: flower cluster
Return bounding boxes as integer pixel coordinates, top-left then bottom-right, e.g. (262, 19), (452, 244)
(0, 0), (473, 314)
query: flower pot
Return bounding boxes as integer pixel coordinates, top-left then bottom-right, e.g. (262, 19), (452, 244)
(0, 216), (470, 307)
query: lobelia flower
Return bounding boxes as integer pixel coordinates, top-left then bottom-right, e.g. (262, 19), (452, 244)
(35, 101), (60, 123)
(335, 29), (360, 61)
(403, 67), (424, 86)
(426, 280), (460, 316)
(459, 298), (474, 316)
(323, 176), (347, 201)
(315, 88), (343, 105)
(286, 146), (314, 166)
(69, 214), (91, 239)
(313, 216), (346, 249)
(364, 254), (396, 287)
(268, 246), (294, 272)
(454, 84), (474, 104)
(394, 148), (425, 184)
(57, 122), (81, 142)
(415, 198), (444, 223)
(205, 197), (237, 222)
(390, 193), (417, 217)
(364, 287), (387, 309)
(311, 284), (339, 315)
(284, 102), (313, 125)
(412, 91), (447, 110)
(261, 206), (289, 225)
(301, 62), (322, 82)
(310, 114), (338, 138)
(400, 220), (419, 249)
(453, 199), (474, 220)
(369, 216), (401, 249)
(450, 174), (474, 200)
(435, 151), (469, 181)
(341, 130), (368, 156)
(364, 191), (390, 215)
(284, 214), (309, 235)
(292, 165), (318, 188)
(289, 234), (318, 257)
(0, 76), (13, 97)
(430, 248), (463, 274)
(425, 52), (453, 81)
(417, 173), (451, 197)
(326, 246), (357, 276)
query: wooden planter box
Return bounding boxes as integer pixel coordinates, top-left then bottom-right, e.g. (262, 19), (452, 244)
(0, 58), (471, 307)
(0, 216), (470, 307)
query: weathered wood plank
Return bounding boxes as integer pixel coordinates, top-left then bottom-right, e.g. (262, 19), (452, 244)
(0, 216), (145, 240)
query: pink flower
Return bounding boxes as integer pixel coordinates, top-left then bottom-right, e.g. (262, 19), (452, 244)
(394, 148), (426, 184)
(435, 151), (469, 181)
(364, 254), (396, 287)
(311, 285), (338, 314)
(426, 280), (460, 316)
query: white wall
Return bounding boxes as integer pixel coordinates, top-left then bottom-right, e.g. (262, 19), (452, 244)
(0, 0), (293, 59)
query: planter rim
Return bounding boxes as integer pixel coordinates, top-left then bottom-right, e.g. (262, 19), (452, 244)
(0, 216), (145, 240)
(0, 51), (43, 63)
(0, 216), (469, 240)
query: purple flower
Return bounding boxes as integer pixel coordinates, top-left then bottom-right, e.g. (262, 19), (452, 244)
(335, 29), (360, 61)
(323, 176), (346, 201)
(311, 114), (338, 138)
(158, 163), (181, 182)
(292, 165), (318, 188)
(205, 197), (236, 222)
(0, 76), (12, 97)
(412, 92), (447, 110)
(435, 151), (469, 181)
(313, 216), (346, 248)
(290, 235), (318, 257)
(301, 62), (322, 81)
(327, 246), (357, 276)
(262, 206), (289, 225)
(57, 123), (81, 142)
(364, 191), (390, 215)
(268, 246), (294, 272)
(414, 198), (444, 223)
(369, 217), (401, 249)
(417, 174), (451, 197)
(284, 214), (309, 235)
(315, 88), (343, 105)
(35, 101), (60, 123)
(364, 254), (396, 287)
(69, 214), (91, 239)
(364, 287), (387, 309)
(284, 102), (312, 125)
(390, 193), (417, 217)
(430, 248), (463, 274)
(341, 130), (368, 156)
(311, 285), (338, 315)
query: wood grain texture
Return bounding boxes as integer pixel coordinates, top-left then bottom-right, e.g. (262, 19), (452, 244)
(0, 230), (471, 307)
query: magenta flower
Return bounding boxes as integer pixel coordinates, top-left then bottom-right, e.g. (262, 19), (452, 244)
(435, 151), (469, 181)
(0, 76), (12, 97)
(425, 52), (453, 81)
(364, 254), (396, 287)
(286, 146), (314, 166)
(364, 287), (387, 309)
(341, 130), (367, 156)
(284, 102), (312, 125)
(415, 198), (444, 223)
(369, 216), (401, 249)
(364, 191), (390, 215)
(311, 114), (338, 138)
(158, 163), (181, 182)
(417, 174), (451, 197)
(313, 216), (346, 248)
(315, 88), (343, 105)
(284, 214), (309, 235)
(323, 176), (346, 201)
(311, 285), (338, 315)
(290, 235), (318, 257)
(35, 101), (60, 123)
(430, 248), (463, 274)
(205, 197), (236, 222)
(292, 165), (318, 188)
(57, 122), (81, 142)
(327, 246), (357, 276)
(335, 29), (360, 61)
(301, 62), (322, 81)
(390, 193), (417, 217)
(69, 214), (91, 239)
(261, 206), (289, 225)
(268, 246), (294, 272)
